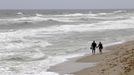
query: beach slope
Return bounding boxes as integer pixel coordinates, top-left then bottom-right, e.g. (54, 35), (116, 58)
(74, 41), (134, 75)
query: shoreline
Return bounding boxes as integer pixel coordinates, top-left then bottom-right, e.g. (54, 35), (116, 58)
(74, 40), (134, 75)
(48, 40), (127, 75)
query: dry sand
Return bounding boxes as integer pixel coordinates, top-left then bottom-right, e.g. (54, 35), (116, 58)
(74, 41), (134, 75)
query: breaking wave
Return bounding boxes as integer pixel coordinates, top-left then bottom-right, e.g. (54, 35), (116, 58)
(0, 16), (75, 25)
(34, 17), (134, 33)
(0, 10), (128, 25)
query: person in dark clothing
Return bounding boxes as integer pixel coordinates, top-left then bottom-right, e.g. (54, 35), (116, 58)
(98, 42), (103, 54)
(91, 41), (97, 55)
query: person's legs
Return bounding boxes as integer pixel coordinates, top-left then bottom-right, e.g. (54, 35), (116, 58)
(92, 49), (94, 55)
(92, 49), (94, 54)
(99, 49), (102, 54)
(92, 47), (95, 55)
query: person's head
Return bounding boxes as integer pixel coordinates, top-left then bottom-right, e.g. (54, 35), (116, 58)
(93, 41), (95, 43)
(99, 42), (102, 44)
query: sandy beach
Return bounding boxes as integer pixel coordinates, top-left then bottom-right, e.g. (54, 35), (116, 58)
(49, 41), (134, 75)
(74, 41), (134, 75)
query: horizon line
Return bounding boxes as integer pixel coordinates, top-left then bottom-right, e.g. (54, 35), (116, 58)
(0, 8), (134, 10)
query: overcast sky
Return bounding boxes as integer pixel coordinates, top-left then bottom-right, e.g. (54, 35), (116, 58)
(0, 0), (134, 9)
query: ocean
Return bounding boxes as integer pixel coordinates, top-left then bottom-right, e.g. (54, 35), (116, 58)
(0, 9), (134, 75)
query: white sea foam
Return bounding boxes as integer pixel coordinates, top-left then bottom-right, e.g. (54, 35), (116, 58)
(0, 29), (52, 50)
(0, 50), (86, 75)
(113, 10), (127, 14)
(0, 68), (60, 75)
(31, 17), (134, 34)
(1, 16), (133, 38)
(98, 13), (108, 15)
(50, 12), (97, 19)
(0, 16), (75, 24)
(104, 41), (125, 47)
(16, 12), (24, 15)
(22, 72), (60, 75)
(55, 11), (125, 17)
(35, 13), (44, 17)
(61, 13), (97, 17)
(0, 10), (128, 25)
(3, 16), (130, 36)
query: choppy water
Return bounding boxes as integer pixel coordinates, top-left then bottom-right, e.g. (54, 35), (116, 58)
(0, 9), (134, 75)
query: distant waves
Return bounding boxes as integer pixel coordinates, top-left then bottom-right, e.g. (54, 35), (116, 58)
(0, 10), (127, 25)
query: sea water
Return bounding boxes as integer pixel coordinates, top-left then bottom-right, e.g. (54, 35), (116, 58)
(0, 9), (134, 75)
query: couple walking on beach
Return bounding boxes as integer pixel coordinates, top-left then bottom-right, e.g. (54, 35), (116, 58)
(90, 41), (103, 55)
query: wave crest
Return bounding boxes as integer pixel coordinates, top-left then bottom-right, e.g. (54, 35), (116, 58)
(0, 16), (75, 24)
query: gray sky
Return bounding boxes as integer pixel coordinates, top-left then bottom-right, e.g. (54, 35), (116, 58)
(0, 0), (134, 9)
